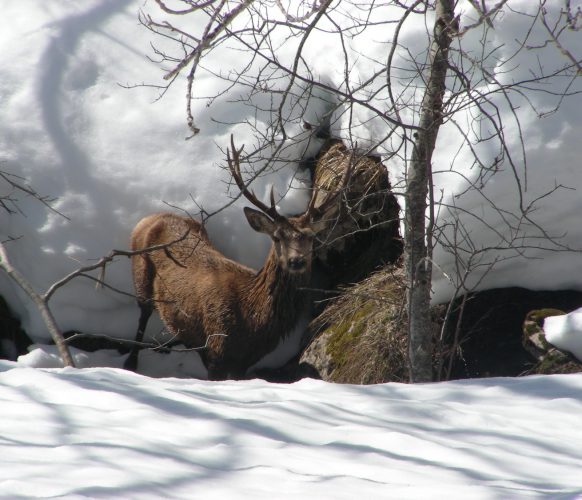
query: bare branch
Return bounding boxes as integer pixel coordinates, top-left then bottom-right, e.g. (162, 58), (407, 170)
(44, 228), (194, 302)
(539, 1), (582, 75)
(154, 0), (216, 15)
(0, 243), (74, 367)
(0, 170), (70, 220)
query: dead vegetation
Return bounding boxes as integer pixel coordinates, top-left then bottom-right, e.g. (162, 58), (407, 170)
(301, 266), (582, 384)
(302, 265), (410, 384)
(308, 140), (402, 286)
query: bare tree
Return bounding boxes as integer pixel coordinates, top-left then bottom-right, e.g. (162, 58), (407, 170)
(129, 0), (580, 381)
(406, 0), (456, 382)
(0, 170), (74, 366)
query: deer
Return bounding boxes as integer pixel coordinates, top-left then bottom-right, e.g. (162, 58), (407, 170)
(124, 136), (351, 380)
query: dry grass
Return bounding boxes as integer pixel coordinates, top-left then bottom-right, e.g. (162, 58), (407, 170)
(312, 141), (386, 206)
(306, 264), (410, 384)
(308, 140), (403, 287)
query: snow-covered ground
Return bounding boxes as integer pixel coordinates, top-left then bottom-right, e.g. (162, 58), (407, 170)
(1, 360), (582, 499)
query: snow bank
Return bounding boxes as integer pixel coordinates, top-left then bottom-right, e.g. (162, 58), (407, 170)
(1, 361), (582, 498)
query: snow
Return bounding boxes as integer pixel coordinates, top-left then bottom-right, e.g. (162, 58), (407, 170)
(0, 0), (319, 346)
(1, 5), (582, 493)
(1, 2), (582, 496)
(544, 309), (582, 362)
(1, 361), (581, 498)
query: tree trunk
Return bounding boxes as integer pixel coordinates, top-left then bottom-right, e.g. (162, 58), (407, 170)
(405, 0), (455, 383)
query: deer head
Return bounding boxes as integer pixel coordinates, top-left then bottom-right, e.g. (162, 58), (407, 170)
(227, 135), (352, 275)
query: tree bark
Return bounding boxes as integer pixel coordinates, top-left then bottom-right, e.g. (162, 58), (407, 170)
(405, 0), (455, 383)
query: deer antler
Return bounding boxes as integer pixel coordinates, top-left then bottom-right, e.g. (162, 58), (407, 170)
(227, 135), (283, 221)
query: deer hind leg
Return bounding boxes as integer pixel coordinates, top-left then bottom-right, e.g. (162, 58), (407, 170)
(124, 300), (152, 371)
(124, 254), (155, 371)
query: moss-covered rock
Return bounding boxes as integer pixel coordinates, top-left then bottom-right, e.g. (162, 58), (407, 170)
(301, 265), (410, 384)
(300, 274), (582, 384)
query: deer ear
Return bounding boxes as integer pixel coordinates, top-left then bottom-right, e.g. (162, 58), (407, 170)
(244, 207), (276, 235)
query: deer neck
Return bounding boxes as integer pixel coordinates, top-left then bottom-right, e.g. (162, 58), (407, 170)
(242, 245), (309, 334)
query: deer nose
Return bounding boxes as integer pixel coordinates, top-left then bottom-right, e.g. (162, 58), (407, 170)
(288, 256), (307, 271)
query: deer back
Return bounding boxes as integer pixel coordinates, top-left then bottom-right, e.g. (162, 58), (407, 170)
(131, 213), (257, 349)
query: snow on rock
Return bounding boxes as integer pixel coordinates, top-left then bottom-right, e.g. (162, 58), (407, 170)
(544, 309), (582, 362)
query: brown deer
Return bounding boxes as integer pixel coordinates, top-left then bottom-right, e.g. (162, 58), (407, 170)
(125, 136), (351, 380)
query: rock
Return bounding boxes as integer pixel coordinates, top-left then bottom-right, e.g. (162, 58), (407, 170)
(300, 266), (410, 384)
(301, 282), (582, 384)
(442, 288), (582, 379)
(306, 140), (402, 287)
(0, 295), (32, 360)
(522, 308), (582, 375)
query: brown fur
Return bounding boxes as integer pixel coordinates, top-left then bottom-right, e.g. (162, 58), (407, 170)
(125, 136), (353, 379)
(126, 210), (324, 380)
